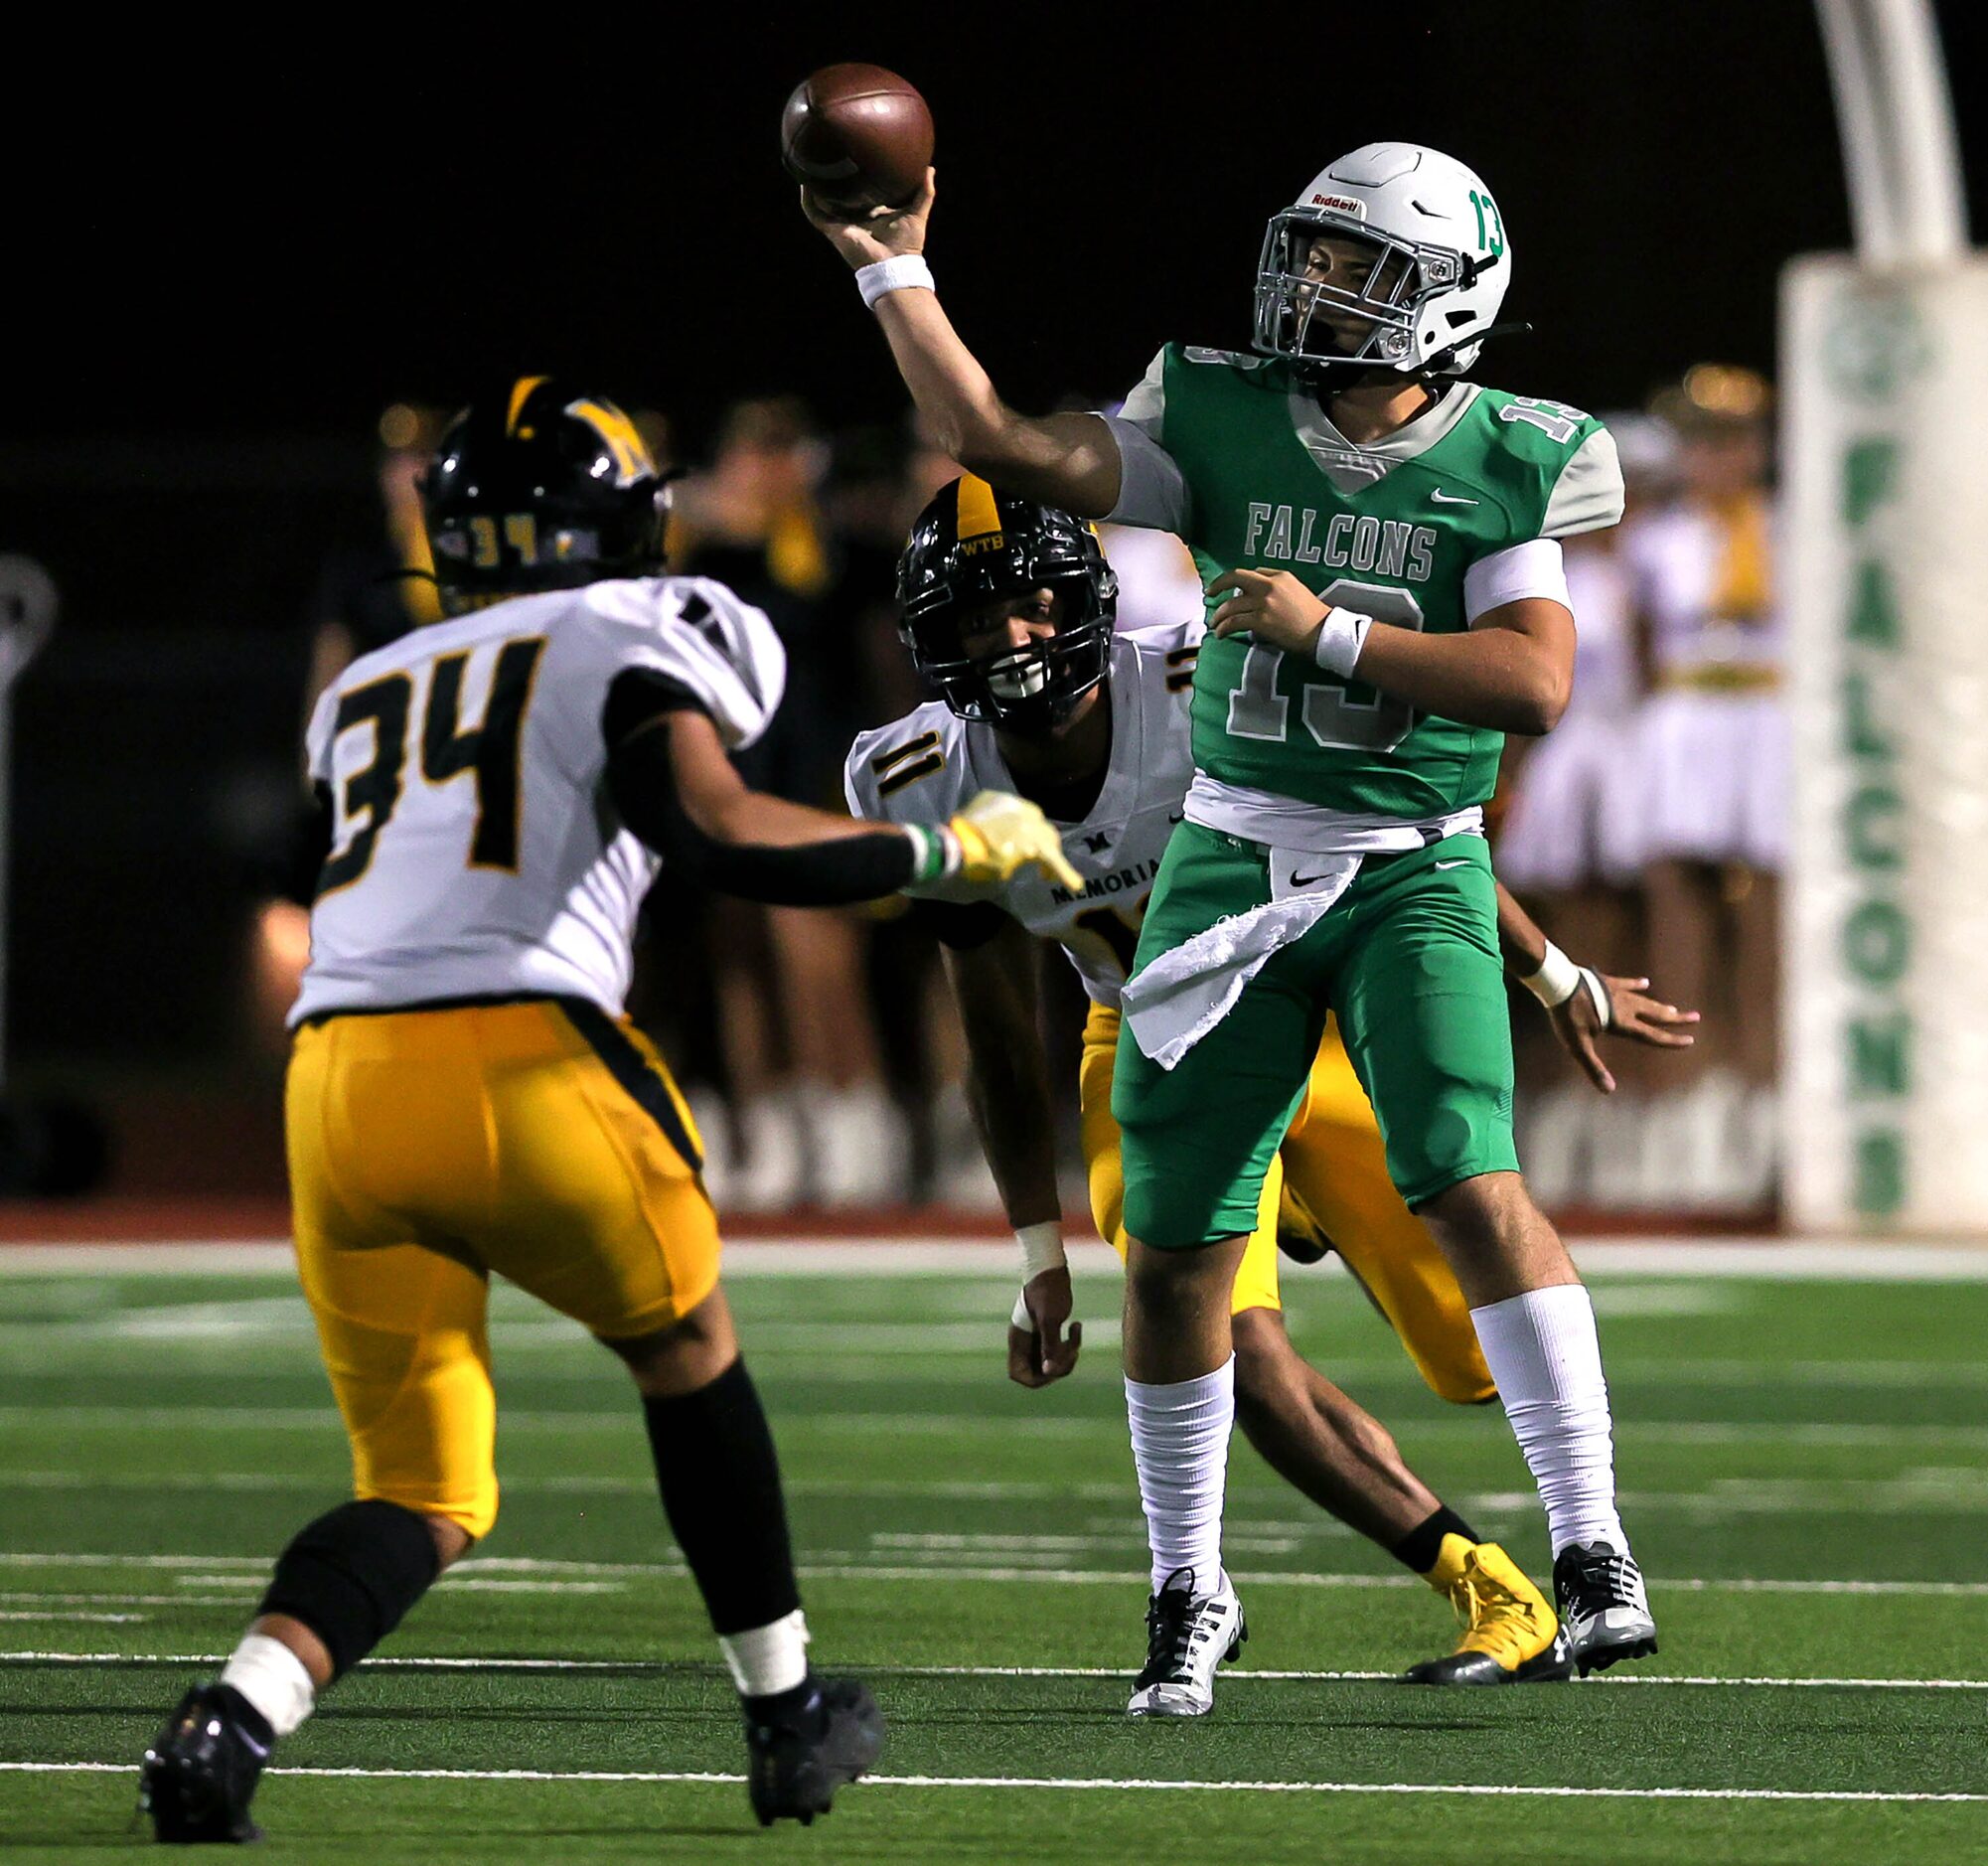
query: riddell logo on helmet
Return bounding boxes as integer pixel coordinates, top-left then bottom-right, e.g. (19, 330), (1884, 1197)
(1310, 194), (1366, 217)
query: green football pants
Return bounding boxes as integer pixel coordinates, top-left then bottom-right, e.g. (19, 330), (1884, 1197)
(1113, 822), (1518, 1249)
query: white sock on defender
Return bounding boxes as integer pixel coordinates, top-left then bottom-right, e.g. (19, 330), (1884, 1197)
(1471, 1285), (1626, 1556)
(220, 1633), (316, 1739)
(1126, 1356), (1236, 1593)
(719, 1608), (812, 1699)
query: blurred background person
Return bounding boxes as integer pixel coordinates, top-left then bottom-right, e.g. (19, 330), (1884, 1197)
(1627, 365), (1782, 1209)
(667, 397), (905, 1208)
(1498, 414), (1679, 1210)
(252, 405), (454, 1063)
(300, 403), (452, 712)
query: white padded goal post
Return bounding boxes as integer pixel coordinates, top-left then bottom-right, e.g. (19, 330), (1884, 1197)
(1781, 257), (1988, 1230)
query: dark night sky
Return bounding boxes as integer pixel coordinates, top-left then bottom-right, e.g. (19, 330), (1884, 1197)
(13, 0), (1984, 459)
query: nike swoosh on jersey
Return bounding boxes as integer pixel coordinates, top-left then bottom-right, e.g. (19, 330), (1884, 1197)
(1430, 489), (1479, 506)
(1434, 858), (1473, 869)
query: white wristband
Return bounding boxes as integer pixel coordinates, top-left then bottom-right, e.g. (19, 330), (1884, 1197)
(1015, 1221), (1067, 1282)
(1311, 607), (1374, 679)
(856, 254), (935, 309)
(1520, 940), (1582, 1008)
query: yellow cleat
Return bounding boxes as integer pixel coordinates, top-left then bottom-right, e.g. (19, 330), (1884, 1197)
(1403, 1536), (1574, 1685)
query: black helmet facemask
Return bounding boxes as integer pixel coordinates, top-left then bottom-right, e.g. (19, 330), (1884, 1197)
(897, 478), (1117, 737)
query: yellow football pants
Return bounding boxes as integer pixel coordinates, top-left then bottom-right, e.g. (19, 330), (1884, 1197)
(1080, 1000), (1493, 1404)
(285, 998), (717, 1539)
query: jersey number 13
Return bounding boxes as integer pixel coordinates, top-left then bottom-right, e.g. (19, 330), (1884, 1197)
(1225, 578), (1425, 752)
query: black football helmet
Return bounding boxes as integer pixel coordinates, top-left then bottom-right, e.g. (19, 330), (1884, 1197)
(895, 475), (1116, 734)
(420, 378), (669, 613)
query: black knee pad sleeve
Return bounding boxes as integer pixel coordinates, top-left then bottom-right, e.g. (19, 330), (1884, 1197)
(258, 1499), (442, 1680)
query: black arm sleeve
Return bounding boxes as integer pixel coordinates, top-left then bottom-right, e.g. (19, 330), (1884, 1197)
(603, 670), (922, 907)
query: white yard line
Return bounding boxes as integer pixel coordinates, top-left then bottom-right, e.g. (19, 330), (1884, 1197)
(4, 1550), (1985, 1596)
(14, 1469), (1986, 1517)
(7, 1238), (1988, 1279)
(0, 1612), (145, 1625)
(8, 1405), (1985, 1448)
(6, 1651), (1986, 1691)
(1, 1759), (1981, 1802)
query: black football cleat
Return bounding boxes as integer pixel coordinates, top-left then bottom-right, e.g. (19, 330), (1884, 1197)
(744, 1676), (884, 1827)
(1554, 1540), (1659, 1675)
(138, 1683), (272, 1844)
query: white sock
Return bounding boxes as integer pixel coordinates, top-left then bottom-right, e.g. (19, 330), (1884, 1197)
(1126, 1356), (1235, 1593)
(1470, 1284), (1627, 1556)
(219, 1633), (316, 1739)
(719, 1607), (812, 1699)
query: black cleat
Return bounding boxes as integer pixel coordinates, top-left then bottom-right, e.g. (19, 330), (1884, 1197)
(1554, 1541), (1659, 1675)
(744, 1676), (884, 1827)
(1405, 1628), (1576, 1685)
(138, 1684), (272, 1844)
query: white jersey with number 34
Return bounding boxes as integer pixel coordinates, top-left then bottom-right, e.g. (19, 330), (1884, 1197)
(294, 575), (784, 1025)
(844, 623), (1202, 1009)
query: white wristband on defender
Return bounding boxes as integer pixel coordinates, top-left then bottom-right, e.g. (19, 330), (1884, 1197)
(1016, 1220), (1067, 1281)
(1311, 607), (1373, 679)
(856, 254), (934, 309)
(1521, 940), (1582, 1008)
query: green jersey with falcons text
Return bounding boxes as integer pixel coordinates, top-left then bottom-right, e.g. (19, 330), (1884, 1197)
(1112, 345), (1623, 820)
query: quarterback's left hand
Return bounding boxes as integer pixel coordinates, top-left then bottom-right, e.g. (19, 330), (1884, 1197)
(1207, 568), (1330, 655)
(1551, 973), (1700, 1094)
(1007, 1266), (1082, 1389)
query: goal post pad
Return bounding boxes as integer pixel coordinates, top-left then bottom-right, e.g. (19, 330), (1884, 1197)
(1781, 253), (1988, 1232)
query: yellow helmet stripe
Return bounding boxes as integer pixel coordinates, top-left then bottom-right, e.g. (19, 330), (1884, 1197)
(507, 375), (550, 434)
(954, 473), (1002, 544)
(564, 397), (655, 485)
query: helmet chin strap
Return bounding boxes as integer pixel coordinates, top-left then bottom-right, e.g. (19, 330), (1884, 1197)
(1420, 319), (1535, 378)
(1295, 318), (1533, 395)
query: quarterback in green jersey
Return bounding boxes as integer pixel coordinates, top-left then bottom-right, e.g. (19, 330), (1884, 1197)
(805, 140), (1655, 1713)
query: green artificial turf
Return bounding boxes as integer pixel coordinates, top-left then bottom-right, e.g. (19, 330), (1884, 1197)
(1, 1257), (1984, 1863)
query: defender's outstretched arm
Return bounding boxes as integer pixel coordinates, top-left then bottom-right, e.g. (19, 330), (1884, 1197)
(1495, 882), (1699, 1093)
(607, 681), (1082, 906)
(942, 921), (1082, 1387)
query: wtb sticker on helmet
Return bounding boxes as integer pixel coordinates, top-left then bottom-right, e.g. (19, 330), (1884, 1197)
(1309, 193), (1367, 218)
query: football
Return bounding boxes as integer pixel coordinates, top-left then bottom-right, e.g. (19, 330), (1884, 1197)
(780, 63), (933, 213)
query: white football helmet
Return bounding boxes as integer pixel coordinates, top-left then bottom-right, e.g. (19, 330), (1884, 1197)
(1253, 142), (1513, 379)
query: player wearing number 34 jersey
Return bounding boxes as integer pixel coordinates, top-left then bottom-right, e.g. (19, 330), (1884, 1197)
(138, 381), (1083, 1842)
(808, 137), (1657, 1708)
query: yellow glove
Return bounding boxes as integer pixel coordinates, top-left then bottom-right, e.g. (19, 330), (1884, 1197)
(946, 790), (1085, 891)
